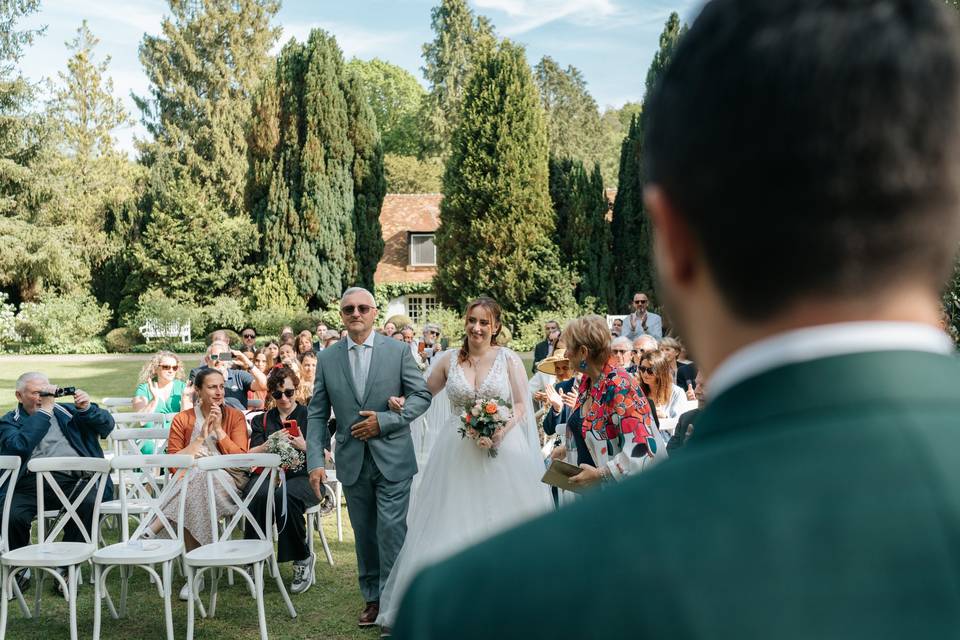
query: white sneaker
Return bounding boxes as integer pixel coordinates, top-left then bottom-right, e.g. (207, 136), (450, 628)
(178, 576), (205, 601)
(290, 557), (313, 594)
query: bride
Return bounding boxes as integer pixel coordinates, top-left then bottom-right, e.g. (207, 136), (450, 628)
(377, 296), (553, 629)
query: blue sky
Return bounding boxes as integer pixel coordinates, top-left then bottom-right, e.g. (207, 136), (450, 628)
(20, 0), (703, 155)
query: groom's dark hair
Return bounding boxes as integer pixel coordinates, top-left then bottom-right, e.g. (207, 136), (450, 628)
(644, 0), (960, 321)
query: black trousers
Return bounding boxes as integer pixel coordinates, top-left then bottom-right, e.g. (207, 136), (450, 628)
(9, 472), (99, 551)
(242, 473), (320, 563)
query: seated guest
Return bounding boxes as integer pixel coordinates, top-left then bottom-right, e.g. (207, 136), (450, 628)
(208, 329), (230, 346)
(563, 315), (667, 490)
(531, 320), (561, 373)
(162, 368), (249, 599)
(675, 341), (698, 399)
(0, 373), (115, 561)
(610, 317), (623, 337)
(667, 371), (704, 454)
(277, 342), (298, 367)
(391, 331), (405, 342)
(419, 323), (442, 364)
(240, 326), (257, 354)
(296, 330), (314, 356)
(248, 349), (270, 410)
(262, 340), (280, 368)
(195, 341), (267, 410)
(321, 329), (341, 349)
(529, 337), (563, 407)
(631, 335), (659, 373)
(637, 349), (687, 420)
(133, 351), (193, 451)
(610, 336), (634, 370)
(399, 326), (416, 344)
(296, 351), (318, 405)
(381, 321), (397, 337)
(659, 336), (682, 379)
(244, 366), (319, 594)
(313, 322), (329, 352)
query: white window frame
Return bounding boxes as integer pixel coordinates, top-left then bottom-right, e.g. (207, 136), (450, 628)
(405, 294), (439, 325)
(409, 233), (437, 267)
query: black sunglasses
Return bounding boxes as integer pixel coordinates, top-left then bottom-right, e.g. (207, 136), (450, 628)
(638, 366), (655, 375)
(242, 333), (256, 339)
(341, 304), (375, 315)
(210, 353), (232, 362)
(612, 349), (631, 355)
(634, 299), (648, 304)
(270, 389), (296, 400)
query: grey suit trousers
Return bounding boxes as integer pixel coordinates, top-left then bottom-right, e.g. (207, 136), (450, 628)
(344, 445), (412, 603)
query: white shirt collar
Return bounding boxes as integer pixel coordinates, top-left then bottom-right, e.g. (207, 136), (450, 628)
(347, 331), (376, 350)
(709, 322), (954, 400)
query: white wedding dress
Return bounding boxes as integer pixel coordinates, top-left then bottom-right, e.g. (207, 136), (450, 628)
(377, 347), (553, 627)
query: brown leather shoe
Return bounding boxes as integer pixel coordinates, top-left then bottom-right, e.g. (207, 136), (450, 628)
(358, 601), (379, 627)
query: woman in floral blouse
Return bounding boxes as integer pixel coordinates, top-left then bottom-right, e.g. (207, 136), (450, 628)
(564, 315), (669, 489)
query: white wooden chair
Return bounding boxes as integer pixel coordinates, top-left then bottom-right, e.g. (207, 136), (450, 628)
(92, 454), (196, 640)
(304, 500), (335, 577)
(99, 427), (172, 544)
(184, 454), (297, 640)
(100, 397), (135, 414)
(0, 456), (28, 617)
(0, 457), (111, 640)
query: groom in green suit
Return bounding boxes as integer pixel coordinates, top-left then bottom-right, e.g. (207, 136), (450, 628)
(394, 1), (960, 637)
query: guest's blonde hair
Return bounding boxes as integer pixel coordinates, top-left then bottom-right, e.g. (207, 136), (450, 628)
(137, 351), (184, 385)
(563, 315), (612, 365)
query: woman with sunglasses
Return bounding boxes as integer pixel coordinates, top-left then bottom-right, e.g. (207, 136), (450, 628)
(564, 315), (668, 490)
(637, 349), (688, 420)
(244, 365), (320, 595)
(132, 351), (193, 452)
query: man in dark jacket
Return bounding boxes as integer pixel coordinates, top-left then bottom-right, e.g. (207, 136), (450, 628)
(0, 372), (114, 552)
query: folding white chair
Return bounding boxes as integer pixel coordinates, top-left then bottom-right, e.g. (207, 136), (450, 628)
(184, 454), (297, 640)
(100, 397), (135, 414)
(0, 457), (27, 617)
(92, 454), (196, 640)
(99, 428), (172, 545)
(304, 500), (335, 577)
(0, 457), (111, 640)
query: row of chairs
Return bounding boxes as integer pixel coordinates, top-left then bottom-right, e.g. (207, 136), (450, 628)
(0, 453), (321, 640)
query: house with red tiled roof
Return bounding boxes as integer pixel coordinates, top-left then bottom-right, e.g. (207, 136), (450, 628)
(373, 189), (617, 323)
(374, 194), (442, 324)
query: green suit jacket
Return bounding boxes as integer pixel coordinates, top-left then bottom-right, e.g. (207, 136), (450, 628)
(393, 350), (960, 638)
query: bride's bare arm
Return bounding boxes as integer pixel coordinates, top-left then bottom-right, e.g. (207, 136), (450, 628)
(426, 350), (450, 396)
(501, 350), (530, 433)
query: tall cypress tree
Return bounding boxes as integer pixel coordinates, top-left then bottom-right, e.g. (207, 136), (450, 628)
(610, 12), (685, 309)
(435, 40), (573, 322)
(345, 72), (387, 292)
(549, 157), (612, 310)
(248, 30), (385, 305)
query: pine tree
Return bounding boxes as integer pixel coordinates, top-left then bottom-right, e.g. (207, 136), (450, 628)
(610, 13), (685, 309)
(535, 56), (604, 171)
(248, 30), (384, 305)
(418, 0), (495, 159)
(436, 40), (573, 323)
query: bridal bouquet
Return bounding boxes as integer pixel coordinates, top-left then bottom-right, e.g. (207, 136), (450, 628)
(458, 396), (512, 458)
(265, 430), (305, 472)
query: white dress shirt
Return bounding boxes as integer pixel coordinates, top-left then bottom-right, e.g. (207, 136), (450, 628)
(708, 321), (954, 401)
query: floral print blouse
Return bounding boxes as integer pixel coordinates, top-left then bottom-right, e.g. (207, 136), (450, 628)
(576, 357), (668, 481)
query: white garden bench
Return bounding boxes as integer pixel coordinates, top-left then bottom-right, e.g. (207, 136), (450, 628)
(139, 320), (191, 344)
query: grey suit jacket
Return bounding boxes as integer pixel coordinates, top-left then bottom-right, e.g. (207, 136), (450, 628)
(306, 333), (432, 486)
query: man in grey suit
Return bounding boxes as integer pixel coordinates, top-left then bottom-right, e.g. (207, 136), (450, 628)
(307, 287), (432, 629)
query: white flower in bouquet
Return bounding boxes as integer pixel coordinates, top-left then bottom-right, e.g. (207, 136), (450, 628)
(266, 430), (304, 472)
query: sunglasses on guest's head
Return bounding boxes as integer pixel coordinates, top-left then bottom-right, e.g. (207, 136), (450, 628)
(270, 389), (296, 400)
(341, 304), (375, 315)
(242, 332), (255, 339)
(638, 366), (655, 375)
(158, 364), (178, 371)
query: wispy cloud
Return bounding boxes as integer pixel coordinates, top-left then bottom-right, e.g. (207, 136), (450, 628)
(275, 20), (411, 58)
(472, 0), (621, 35)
